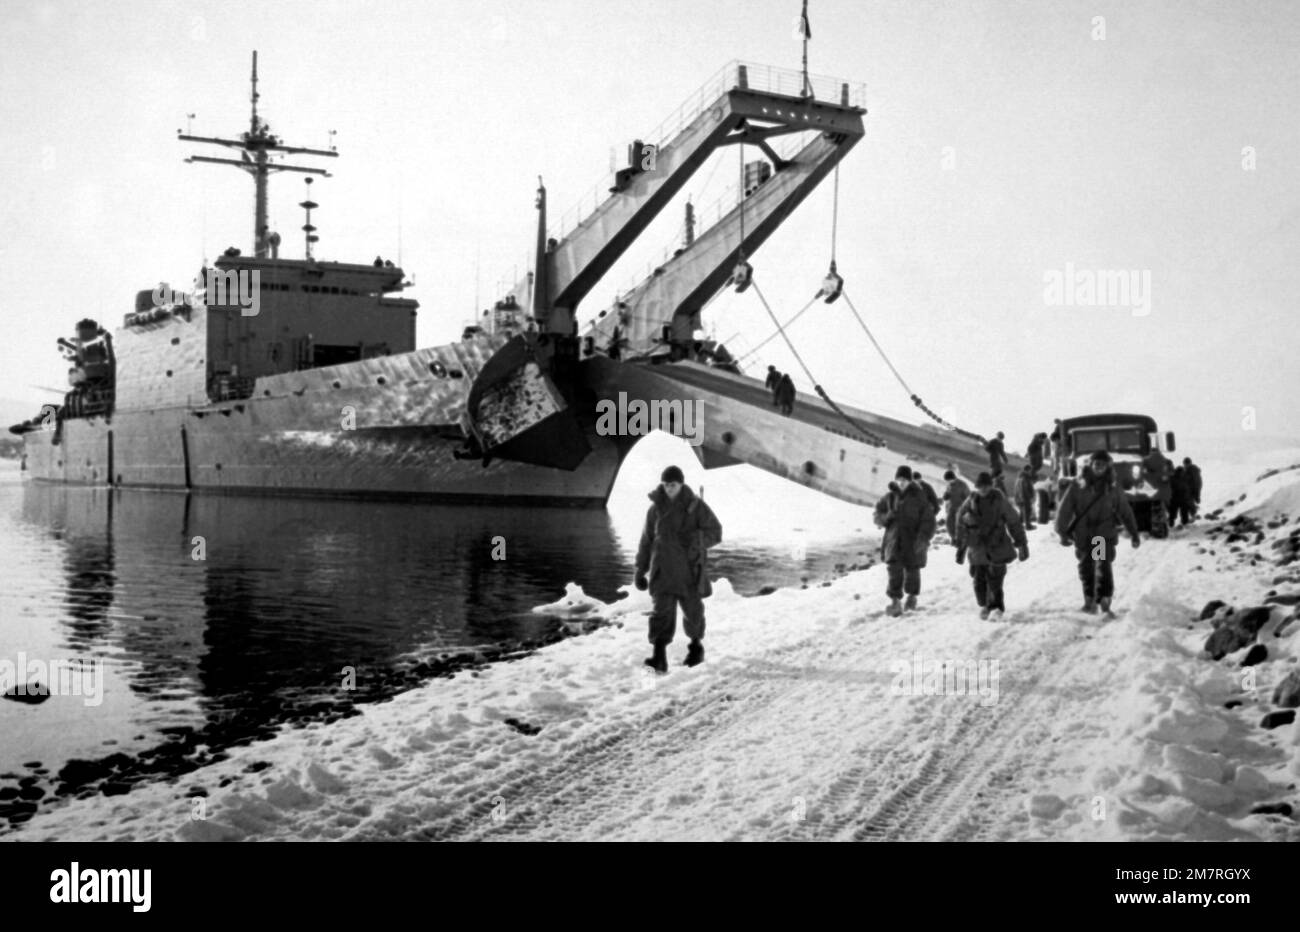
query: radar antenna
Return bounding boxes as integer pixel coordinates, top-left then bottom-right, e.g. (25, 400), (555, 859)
(179, 51), (339, 258)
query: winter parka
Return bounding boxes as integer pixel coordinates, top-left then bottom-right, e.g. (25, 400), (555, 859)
(956, 488), (1027, 566)
(943, 477), (971, 537)
(1013, 471), (1035, 507)
(873, 481), (936, 568)
(636, 484), (723, 597)
(1054, 466), (1139, 552)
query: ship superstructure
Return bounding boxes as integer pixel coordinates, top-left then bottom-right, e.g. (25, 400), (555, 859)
(12, 54), (999, 507)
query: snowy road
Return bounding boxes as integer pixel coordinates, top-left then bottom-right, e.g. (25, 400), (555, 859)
(429, 530), (1185, 841)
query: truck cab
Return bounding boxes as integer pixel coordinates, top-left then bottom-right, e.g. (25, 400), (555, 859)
(1037, 413), (1178, 538)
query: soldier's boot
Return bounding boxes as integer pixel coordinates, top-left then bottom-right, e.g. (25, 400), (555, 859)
(904, 595), (918, 611)
(978, 605), (991, 620)
(885, 598), (903, 617)
(1081, 597), (1097, 614)
(684, 640), (704, 667)
(643, 641), (668, 674)
(1099, 597), (1114, 617)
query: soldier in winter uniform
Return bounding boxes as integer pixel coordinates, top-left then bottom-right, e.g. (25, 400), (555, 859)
(1141, 446), (1174, 529)
(985, 431), (1009, 478)
(1170, 466), (1194, 528)
(765, 365), (782, 407)
(1026, 433), (1043, 474)
(956, 471), (1029, 619)
(1183, 457), (1203, 518)
(873, 466), (937, 616)
(1055, 450), (1140, 616)
(776, 373), (796, 416)
(635, 465), (723, 672)
(1013, 464), (1037, 530)
(942, 469), (971, 543)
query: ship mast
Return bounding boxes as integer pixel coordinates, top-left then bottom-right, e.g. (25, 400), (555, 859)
(179, 51), (338, 258)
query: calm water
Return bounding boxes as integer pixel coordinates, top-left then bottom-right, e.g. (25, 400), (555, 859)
(0, 459), (872, 832)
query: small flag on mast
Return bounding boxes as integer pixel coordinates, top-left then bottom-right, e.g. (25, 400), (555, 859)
(800, 0), (811, 39)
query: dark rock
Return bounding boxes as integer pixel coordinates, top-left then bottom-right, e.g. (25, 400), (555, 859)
(1205, 623), (1255, 660)
(1199, 599), (1230, 620)
(57, 758), (111, 790)
(100, 782), (131, 797)
(0, 787), (17, 800)
(1260, 710), (1296, 729)
(17, 785), (44, 801)
(1224, 700), (1244, 709)
(1242, 644), (1268, 666)
(2, 682), (50, 704)
(504, 717), (542, 736)
(756, 586), (777, 596)
(1265, 593), (1300, 606)
(1237, 606), (1274, 635)
(243, 761), (272, 774)
(1272, 669), (1300, 709)
(1250, 802), (1293, 817)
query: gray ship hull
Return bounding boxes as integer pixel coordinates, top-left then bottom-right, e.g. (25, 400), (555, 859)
(21, 412), (626, 506)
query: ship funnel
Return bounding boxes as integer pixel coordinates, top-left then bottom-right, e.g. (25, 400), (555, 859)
(268, 230), (281, 259)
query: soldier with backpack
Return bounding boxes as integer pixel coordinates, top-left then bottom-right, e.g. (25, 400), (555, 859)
(1054, 450), (1140, 616)
(956, 472), (1029, 619)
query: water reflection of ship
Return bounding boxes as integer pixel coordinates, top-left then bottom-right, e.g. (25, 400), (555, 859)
(21, 484), (627, 722)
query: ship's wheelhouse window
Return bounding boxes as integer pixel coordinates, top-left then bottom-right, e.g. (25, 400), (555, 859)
(313, 344), (362, 368)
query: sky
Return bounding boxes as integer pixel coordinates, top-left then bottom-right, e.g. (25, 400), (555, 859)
(2, 0), (1298, 453)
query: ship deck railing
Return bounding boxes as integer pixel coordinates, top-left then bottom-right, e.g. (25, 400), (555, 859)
(547, 60), (867, 242)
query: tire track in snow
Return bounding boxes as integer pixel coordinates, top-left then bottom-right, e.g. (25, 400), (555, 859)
(435, 606), (949, 841)
(387, 532), (1181, 842)
(928, 536), (1192, 841)
(781, 542), (1110, 841)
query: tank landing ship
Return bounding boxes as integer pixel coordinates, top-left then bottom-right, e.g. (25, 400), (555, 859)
(11, 55), (994, 508)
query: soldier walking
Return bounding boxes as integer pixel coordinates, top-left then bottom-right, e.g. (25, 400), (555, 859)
(1055, 450), (1140, 616)
(956, 471), (1029, 619)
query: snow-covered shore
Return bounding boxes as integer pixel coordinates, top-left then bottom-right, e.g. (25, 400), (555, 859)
(12, 439), (1300, 842)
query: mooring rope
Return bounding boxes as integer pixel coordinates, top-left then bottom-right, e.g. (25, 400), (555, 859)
(841, 288), (987, 445)
(751, 279), (887, 447)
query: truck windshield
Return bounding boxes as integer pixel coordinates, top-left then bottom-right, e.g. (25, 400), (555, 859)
(1073, 428), (1146, 455)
